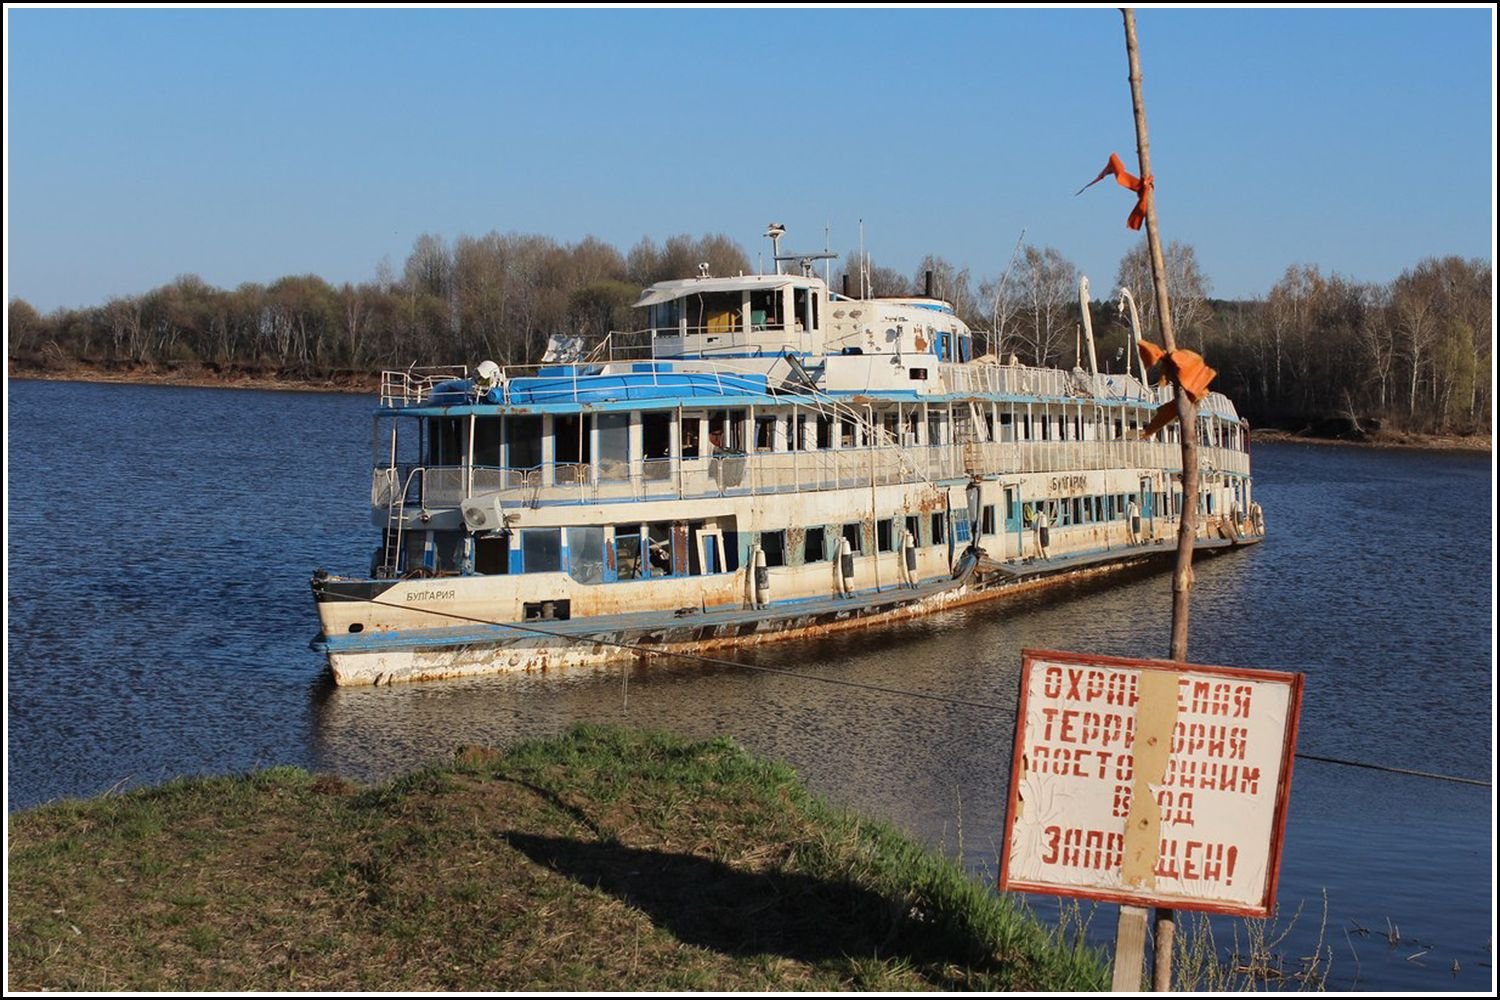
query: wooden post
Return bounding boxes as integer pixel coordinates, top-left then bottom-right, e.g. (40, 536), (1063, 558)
(1113, 8), (1196, 992)
(1111, 904), (1151, 991)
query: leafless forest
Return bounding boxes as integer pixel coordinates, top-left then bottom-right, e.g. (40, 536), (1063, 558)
(7, 231), (1490, 433)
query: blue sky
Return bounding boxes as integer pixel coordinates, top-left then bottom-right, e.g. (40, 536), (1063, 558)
(5, 7), (1494, 312)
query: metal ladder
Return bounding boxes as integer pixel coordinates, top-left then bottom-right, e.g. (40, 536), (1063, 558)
(377, 467), (423, 578)
(957, 401), (989, 475)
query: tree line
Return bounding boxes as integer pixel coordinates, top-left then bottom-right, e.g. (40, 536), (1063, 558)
(7, 230), (1490, 433)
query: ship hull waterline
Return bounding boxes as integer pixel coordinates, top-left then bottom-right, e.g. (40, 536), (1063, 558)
(317, 536), (1257, 686)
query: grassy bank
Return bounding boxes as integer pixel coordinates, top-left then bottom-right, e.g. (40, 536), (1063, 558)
(8, 726), (1105, 991)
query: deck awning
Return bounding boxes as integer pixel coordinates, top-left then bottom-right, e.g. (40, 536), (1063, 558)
(633, 274), (801, 309)
(633, 287), (681, 309)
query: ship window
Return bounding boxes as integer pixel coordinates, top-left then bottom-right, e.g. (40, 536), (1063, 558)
(793, 287), (811, 332)
(1038, 415), (1049, 441)
(428, 417), (464, 466)
(982, 504), (996, 535)
(475, 533), (509, 575)
(646, 522), (673, 576)
(841, 416), (857, 448)
(905, 515), (921, 547)
(521, 529), (561, 573)
(804, 526), (826, 563)
(909, 367), (929, 381)
(877, 519), (894, 553)
(754, 416), (777, 452)
(1072, 498), (1084, 524)
(816, 415), (832, 449)
(1005, 491), (1016, 523)
(506, 416), (542, 470)
(597, 412), (631, 479)
(642, 411), (672, 463)
(554, 413), (591, 467)
(930, 513), (946, 545)
(792, 414), (809, 451)
(680, 413), (702, 458)
(474, 416), (504, 467)
(760, 530), (786, 568)
(750, 288), (784, 330)
(615, 533), (642, 579)
(566, 526), (605, 584)
(688, 291), (743, 334)
(1095, 496), (1105, 522)
(648, 298), (681, 332)
(842, 522), (864, 554)
(708, 409), (745, 453)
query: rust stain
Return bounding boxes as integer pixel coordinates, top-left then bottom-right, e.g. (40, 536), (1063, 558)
(331, 546), (1239, 686)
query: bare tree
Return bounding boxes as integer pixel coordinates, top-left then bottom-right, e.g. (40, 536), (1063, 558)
(1015, 244), (1077, 367)
(1116, 237), (1211, 348)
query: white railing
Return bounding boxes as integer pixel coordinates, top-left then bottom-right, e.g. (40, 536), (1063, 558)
(371, 437), (1251, 517)
(379, 366), (470, 407)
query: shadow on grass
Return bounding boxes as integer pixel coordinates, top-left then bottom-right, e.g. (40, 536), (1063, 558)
(504, 832), (987, 972)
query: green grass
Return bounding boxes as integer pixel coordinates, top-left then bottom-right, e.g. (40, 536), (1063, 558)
(9, 725), (1107, 991)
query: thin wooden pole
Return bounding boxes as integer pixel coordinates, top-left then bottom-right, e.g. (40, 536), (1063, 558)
(1121, 7), (1195, 992)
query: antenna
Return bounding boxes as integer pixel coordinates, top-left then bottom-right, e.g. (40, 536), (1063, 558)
(858, 219), (868, 300)
(764, 223), (787, 275)
(824, 221), (832, 287)
(765, 223), (835, 279)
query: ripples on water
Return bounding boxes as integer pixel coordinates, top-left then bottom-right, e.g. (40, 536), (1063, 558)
(6, 380), (1493, 990)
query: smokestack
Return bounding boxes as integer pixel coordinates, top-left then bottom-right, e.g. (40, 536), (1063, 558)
(842, 273), (851, 297)
(924, 270), (934, 298)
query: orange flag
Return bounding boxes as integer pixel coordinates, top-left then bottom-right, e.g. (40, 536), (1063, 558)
(1136, 339), (1217, 438)
(1077, 152), (1153, 230)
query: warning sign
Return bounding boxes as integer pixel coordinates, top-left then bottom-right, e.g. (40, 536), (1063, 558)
(999, 649), (1302, 916)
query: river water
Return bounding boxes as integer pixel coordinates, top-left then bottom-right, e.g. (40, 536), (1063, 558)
(7, 378), (1494, 990)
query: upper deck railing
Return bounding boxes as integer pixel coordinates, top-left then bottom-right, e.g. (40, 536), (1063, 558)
(377, 439), (1251, 513)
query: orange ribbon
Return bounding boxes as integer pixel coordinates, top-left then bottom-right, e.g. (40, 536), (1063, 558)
(1137, 340), (1216, 437)
(1077, 152), (1153, 230)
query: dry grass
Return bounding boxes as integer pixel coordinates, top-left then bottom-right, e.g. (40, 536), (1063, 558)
(9, 725), (1106, 991)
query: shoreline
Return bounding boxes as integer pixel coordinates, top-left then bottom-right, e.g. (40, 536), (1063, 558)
(7, 726), (1106, 992)
(8, 362), (376, 395)
(9, 363), (1491, 454)
(1249, 427), (1491, 455)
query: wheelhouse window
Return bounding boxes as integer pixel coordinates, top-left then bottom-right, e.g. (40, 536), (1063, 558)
(749, 288), (784, 330)
(688, 291), (743, 334)
(647, 298), (682, 333)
